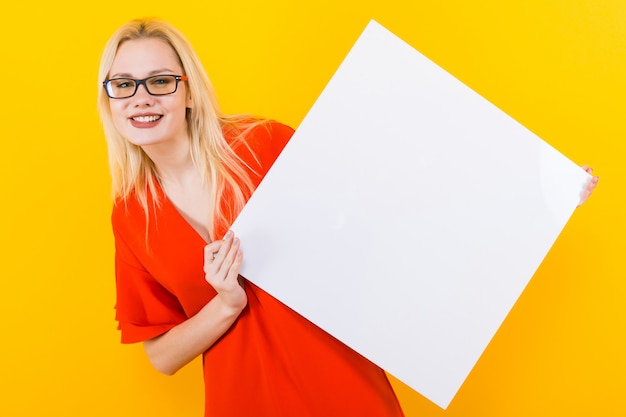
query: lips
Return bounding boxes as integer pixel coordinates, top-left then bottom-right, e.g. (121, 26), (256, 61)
(132, 114), (162, 122)
(129, 114), (162, 128)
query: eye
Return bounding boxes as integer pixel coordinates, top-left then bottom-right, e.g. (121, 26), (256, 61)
(112, 79), (135, 89)
(149, 76), (174, 86)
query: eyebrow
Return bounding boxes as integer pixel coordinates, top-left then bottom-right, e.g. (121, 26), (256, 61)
(109, 68), (179, 79)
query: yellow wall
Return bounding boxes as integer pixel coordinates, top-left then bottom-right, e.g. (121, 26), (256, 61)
(1, 1), (623, 415)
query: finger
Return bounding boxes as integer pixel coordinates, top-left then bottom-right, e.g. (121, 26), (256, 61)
(207, 237), (240, 283)
(204, 242), (223, 271)
(580, 164), (594, 174)
(587, 176), (599, 191)
(219, 238), (241, 280)
(212, 232), (235, 264)
(230, 245), (243, 273)
(577, 175), (599, 206)
(204, 239), (231, 278)
(224, 248), (244, 286)
(204, 242), (221, 261)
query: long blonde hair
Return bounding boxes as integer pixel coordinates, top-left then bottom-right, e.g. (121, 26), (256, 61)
(97, 19), (260, 240)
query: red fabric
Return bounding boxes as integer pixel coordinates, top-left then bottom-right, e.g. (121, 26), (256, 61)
(112, 122), (405, 417)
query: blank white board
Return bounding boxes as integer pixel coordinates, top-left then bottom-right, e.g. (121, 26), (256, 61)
(231, 20), (590, 409)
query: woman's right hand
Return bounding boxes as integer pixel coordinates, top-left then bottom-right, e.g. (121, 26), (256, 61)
(144, 231), (247, 375)
(203, 231), (247, 312)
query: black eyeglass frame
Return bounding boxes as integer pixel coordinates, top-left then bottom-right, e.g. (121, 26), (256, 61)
(102, 74), (188, 99)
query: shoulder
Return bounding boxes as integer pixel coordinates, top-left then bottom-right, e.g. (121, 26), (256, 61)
(252, 120), (295, 141)
(226, 119), (295, 174)
(111, 192), (152, 237)
(225, 119), (294, 150)
(247, 120), (294, 158)
(111, 197), (139, 238)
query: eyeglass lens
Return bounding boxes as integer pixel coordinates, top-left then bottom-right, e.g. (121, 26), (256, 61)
(106, 75), (180, 98)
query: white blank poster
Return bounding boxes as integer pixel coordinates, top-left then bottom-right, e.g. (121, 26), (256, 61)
(231, 20), (590, 409)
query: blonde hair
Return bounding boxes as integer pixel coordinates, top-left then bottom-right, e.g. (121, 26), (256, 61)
(97, 18), (261, 240)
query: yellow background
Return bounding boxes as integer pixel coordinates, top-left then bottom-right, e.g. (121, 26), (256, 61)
(1, 1), (623, 416)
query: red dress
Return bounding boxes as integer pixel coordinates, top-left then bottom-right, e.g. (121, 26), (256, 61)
(112, 122), (405, 417)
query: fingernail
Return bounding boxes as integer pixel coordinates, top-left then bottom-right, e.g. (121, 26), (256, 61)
(224, 230), (233, 239)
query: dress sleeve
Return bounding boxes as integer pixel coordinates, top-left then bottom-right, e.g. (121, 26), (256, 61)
(113, 221), (187, 344)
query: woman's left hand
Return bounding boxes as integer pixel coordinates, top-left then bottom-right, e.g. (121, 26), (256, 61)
(578, 165), (599, 206)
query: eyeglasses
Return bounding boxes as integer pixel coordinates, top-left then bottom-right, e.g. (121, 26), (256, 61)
(103, 74), (188, 99)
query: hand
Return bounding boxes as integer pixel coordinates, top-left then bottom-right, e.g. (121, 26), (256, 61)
(578, 165), (599, 207)
(203, 231), (247, 312)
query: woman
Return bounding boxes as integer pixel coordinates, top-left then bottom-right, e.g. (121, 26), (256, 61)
(98, 18), (406, 416)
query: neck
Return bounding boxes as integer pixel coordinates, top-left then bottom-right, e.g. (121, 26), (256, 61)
(141, 137), (197, 187)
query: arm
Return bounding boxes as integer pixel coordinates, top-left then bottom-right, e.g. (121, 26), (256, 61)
(144, 122), (293, 374)
(144, 231), (246, 375)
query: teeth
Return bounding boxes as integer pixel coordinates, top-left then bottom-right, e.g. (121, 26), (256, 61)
(133, 115), (161, 122)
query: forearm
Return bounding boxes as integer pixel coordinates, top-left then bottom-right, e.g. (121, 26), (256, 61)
(143, 296), (245, 375)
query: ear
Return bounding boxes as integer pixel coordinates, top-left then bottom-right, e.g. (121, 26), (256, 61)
(186, 94), (193, 108)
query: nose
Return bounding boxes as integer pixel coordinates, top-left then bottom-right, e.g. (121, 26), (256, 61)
(132, 82), (154, 104)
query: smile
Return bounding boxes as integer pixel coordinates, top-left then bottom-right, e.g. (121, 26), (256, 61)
(132, 115), (162, 122)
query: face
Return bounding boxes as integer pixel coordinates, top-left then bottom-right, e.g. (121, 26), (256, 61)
(107, 38), (192, 150)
